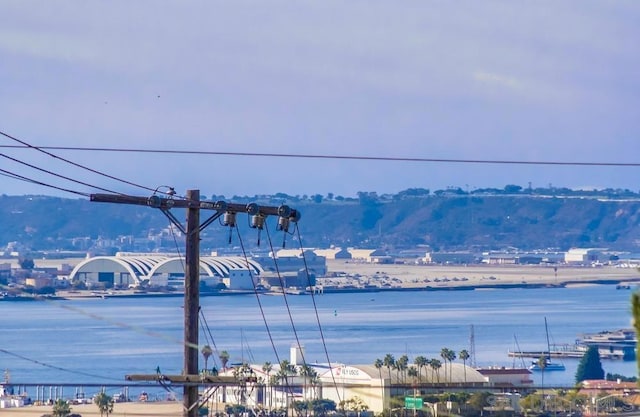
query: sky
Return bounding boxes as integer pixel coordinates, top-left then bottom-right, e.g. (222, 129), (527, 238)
(1, 1), (639, 200)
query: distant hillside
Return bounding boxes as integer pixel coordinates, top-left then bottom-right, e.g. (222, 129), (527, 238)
(1, 189), (639, 253)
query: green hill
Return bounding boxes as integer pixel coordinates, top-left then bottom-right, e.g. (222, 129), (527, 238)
(1, 188), (639, 253)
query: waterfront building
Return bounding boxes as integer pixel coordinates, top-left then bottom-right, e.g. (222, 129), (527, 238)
(204, 347), (496, 414)
(565, 248), (605, 265)
(476, 367), (533, 387)
(68, 253), (264, 288)
(258, 250), (327, 276)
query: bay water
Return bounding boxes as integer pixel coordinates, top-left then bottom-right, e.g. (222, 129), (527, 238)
(1, 285), (637, 398)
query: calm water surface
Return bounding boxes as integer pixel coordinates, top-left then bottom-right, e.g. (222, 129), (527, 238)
(1, 285), (637, 394)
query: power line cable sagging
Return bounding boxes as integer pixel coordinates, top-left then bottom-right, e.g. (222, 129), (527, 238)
(0, 130), (174, 197)
(1, 134), (638, 167)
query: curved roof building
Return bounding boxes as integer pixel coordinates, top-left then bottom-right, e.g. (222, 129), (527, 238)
(69, 254), (263, 287)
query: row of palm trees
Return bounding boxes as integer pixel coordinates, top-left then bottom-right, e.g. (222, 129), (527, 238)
(374, 348), (471, 384)
(202, 345), (471, 385)
(201, 345), (321, 388)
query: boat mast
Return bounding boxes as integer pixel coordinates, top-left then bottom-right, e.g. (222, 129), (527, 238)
(544, 317), (551, 360)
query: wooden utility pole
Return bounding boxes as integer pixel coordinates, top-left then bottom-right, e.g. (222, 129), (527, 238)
(91, 190), (300, 417)
(184, 189), (200, 417)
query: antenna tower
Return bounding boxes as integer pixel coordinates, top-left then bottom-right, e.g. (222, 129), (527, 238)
(469, 324), (477, 368)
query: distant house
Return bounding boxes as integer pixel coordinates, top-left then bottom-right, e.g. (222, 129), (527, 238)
(476, 367), (533, 387)
(579, 379), (638, 395)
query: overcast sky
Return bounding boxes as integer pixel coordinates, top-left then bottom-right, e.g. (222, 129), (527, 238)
(1, 1), (638, 199)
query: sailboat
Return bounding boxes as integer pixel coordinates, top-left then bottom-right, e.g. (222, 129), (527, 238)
(528, 317), (566, 371)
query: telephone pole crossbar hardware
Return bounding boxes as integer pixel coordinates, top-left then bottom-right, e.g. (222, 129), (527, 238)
(90, 190), (301, 417)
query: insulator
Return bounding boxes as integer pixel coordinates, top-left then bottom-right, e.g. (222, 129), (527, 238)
(223, 212), (237, 227)
(277, 205), (291, 217)
(147, 195), (162, 208)
(290, 210), (301, 222)
(277, 216), (290, 232)
(246, 203), (260, 215)
(251, 215), (265, 230)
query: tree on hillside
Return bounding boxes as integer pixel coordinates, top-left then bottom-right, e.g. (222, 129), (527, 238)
(19, 257), (34, 270)
(94, 392), (114, 417)
(52, 398), (72, 417)
(575, 346), (605, 383)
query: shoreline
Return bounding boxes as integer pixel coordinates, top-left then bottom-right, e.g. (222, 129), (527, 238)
(3, 264), (638, 301)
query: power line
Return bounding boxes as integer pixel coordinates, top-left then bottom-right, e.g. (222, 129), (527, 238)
(294, 223), (341, 401)
(0, 348), (122, 382)
(0, 130), (163, 194)
(0, 167), (90, 197)
(0, 143), (638, 167)
(0, 152), (121, 195)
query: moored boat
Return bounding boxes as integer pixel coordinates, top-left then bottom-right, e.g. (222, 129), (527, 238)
(528, 317), (566, 372)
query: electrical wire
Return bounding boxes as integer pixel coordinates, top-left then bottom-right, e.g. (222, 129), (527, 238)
(0, 167), (90, 197)
(0, 152), (121, 195)
(0, 130), (167, 195)
(234, 223), (306, 404)
(0, 142), (638, 167)
(263, 224), (309, 367)
(234, 224), (283, 368)
(0, 348), (123, 382)
(294, 223), (342, 401)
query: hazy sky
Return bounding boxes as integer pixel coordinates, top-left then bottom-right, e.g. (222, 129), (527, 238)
(1, 1), (638, 199)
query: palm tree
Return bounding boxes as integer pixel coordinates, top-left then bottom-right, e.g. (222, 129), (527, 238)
(201, 344), (213, 372)
(94, 392), (114, 417)
(383, 353), (395, 383)
(414, 356), (427, 382)
(459, 349), (470, 383)
(440, 348), (450, 382)
(430, 358), (442, 383)
(397, 354), (409, 383)
(52, 398), (72, 417)
(407, 366), (418, 384)
(279, 359), (297, 415)
(299, 364), (317, 401)
(219, 350), (230, 371)
(538, 355), (548, 410)
(374, 358), (384, 380)
(262, 361), (273, 411)
(446, 349), (457, 381)
(374, 358), (385, 411)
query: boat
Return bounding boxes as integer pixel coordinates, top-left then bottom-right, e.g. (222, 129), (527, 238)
(528, 317), (566, 371)
(576, 328), (636, 360)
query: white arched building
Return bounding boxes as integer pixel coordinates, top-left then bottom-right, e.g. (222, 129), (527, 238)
(69, 253), (264, 289)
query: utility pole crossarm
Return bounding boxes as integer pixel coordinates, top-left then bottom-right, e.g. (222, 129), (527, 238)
(90, 193), (301, 221)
